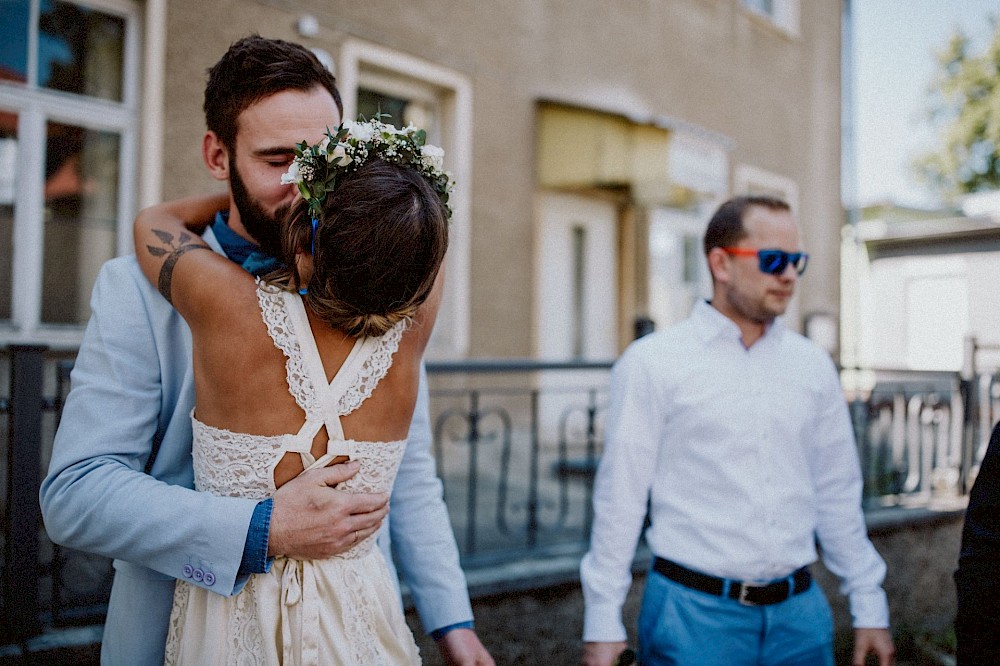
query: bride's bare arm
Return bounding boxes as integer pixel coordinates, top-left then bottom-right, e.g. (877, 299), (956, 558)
(134, 194), (249, 323)
(137, 193), (229, 237)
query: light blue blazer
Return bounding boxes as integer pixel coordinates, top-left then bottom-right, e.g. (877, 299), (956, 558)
(40, 231), (473, 665)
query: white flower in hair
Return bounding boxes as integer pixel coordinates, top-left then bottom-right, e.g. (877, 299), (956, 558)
(345, 120), (375, 142)
(385, 123), (414, 136)
(280, 160), (301, 185)
(281, 116), (454, 220)
(420, 144), (445, 171)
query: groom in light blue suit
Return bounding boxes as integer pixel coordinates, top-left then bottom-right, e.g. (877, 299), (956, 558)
(40, 35), (493, 665)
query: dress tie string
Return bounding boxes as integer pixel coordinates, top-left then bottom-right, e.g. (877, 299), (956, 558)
(280, 559), (321, 665)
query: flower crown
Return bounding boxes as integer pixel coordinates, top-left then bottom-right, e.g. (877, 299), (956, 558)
(280, 118), (453, 220)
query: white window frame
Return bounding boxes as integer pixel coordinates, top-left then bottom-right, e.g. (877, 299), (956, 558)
(338, 39), (473, 359)
(0, 0), (147, 349)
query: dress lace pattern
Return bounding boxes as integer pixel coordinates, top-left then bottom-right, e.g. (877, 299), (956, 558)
(256, 282), (407, 418)
(257, 283), (316, 415)
(164, 284), (420, 665)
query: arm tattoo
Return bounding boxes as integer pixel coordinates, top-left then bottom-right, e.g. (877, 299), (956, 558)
(144, 229), (209, 304)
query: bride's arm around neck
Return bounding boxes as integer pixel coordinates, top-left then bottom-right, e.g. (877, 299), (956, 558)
(133, 193), (255, 328)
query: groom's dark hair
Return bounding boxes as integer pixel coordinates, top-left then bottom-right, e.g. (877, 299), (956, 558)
(204, 34), (342, 153)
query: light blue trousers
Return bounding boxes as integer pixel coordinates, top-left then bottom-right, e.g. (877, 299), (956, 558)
(637, 566), (834, 666)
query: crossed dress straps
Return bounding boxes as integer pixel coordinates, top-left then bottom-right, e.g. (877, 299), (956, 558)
(274, 290), (384, 469)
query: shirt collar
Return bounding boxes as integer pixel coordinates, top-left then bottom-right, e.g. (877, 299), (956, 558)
(210, 211), (255, 264)
(690, 299), (785, 347)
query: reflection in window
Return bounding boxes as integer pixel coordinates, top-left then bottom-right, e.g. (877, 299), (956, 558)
(357, 88), (436, 136)
(38, 0), (125, 102)
(0, 113), (16, 321)
(0, 0), (30, 84)
(42, 121), (119, 324)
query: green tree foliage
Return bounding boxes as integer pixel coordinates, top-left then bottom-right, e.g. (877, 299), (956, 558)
(917, 19), (1000, 199)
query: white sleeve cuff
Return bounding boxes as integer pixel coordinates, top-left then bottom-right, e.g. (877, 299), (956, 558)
(848, 587), (890, 628)
(582, 602), (628, 643)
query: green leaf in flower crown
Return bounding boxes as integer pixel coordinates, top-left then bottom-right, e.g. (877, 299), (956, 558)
(298, 182), (311, 200)
(413, 129), (427, 146)
(313, 181), (325, 199)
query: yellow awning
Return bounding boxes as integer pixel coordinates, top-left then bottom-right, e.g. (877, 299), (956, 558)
(536, 103), (673, 203)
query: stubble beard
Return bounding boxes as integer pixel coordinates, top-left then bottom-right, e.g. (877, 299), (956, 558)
(725, 282), (784, 326)
(229, 157), (289, 258)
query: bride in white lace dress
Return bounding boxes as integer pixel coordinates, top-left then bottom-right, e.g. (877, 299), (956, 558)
(133, 121), (452, 665)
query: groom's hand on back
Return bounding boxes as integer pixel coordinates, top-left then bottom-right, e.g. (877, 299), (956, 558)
(268, 460), (389, 560)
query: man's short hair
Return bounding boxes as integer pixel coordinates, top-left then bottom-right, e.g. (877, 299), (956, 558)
(204, 34), (343, 153)
(703, 195), (791, 255)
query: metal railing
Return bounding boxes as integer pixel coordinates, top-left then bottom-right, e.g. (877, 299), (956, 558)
(1, 346), (110, 647)
(1, 346), (992, 645)
(848, 370), (969, 505)
(426, 359), (612, 567)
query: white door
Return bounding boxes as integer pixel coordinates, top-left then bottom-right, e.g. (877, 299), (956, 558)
(647, 207), (712, 331)
(534, 193), (618, 360)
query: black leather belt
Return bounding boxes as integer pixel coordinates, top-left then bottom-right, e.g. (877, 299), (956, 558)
(653, 557), (811, 606)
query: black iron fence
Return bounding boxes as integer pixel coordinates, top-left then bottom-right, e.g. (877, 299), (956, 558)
(1, 346), (993, 646)
(427, 359), (612, 567)
(1, 347), (110, 648)
(849, 370), (970, 505)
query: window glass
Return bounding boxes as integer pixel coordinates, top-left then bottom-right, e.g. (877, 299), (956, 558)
(38, 0), (125, 102)
(0, 112), (16, 321)
(744, 0), (775, 17)
(0, 0), (30, 84)
(571, 225), (586, 358)
(42, 121), (119, 324)
(357, 88), (436, 136)
(357, 89), (407, 126)
(682, 234), (701, 284)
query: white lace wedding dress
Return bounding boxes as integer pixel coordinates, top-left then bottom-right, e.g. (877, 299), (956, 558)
(163, 283), (421, 665)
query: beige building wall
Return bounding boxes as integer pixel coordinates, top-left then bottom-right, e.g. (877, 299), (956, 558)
(157, 0), (843, 358)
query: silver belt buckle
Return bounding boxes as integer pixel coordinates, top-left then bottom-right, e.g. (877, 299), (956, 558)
(737, 583), (762, 606)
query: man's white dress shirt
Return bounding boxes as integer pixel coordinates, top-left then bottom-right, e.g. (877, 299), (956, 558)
(580, 300), (889, 643)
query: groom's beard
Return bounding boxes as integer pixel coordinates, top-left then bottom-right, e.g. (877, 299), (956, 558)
(229, 158), (289, 258)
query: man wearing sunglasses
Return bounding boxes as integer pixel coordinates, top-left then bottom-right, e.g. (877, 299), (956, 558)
(581, 196), (895, 666)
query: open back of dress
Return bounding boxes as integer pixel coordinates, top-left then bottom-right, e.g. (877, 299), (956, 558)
(164, 283), (420, 665)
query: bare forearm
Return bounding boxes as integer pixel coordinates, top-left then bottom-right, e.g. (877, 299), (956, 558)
(133, 194), (226, 267)
(140, 193), (229, 235)
(133, 194), (234, 309)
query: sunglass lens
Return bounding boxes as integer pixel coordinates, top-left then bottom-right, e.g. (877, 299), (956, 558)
(758, 251), (788, 275)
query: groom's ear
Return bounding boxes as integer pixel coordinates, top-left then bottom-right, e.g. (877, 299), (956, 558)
(202, 131), (230, 182)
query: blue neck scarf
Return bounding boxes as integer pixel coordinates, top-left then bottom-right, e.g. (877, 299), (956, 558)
(210, 212), (286, 277)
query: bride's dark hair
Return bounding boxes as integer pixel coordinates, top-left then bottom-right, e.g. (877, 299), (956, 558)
(269, 158), (449, 337)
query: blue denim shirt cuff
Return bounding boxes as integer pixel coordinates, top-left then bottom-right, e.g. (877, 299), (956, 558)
(430, 621), (475, 641)
(238, 498), (274, 576)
